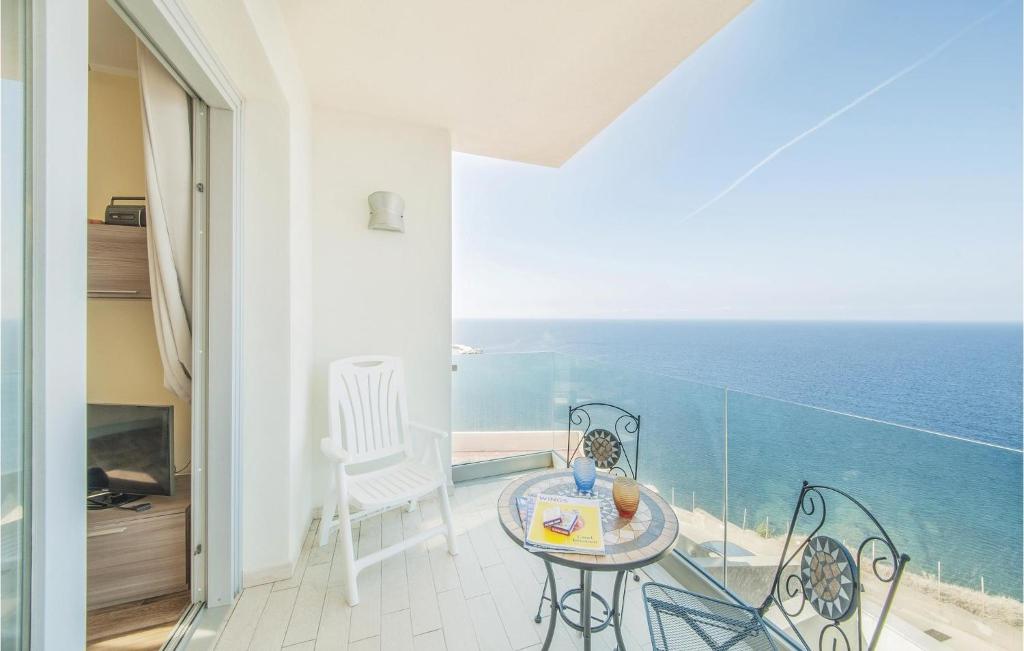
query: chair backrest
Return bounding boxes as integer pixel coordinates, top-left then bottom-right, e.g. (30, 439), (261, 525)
(565, 402), (641, 479)
(328, 356), (410, 464)
(760, 481), (910, 651)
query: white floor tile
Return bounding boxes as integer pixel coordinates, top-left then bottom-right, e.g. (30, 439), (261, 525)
(482, 564), (541, 650)
(429, 542), (461, 594)
(465, 593), (512, 651)
(348, 636), (380, 651)
(380, 609), (415, 651)
(436, 587), (479, 651)
(248, 587), (298, 651)
(313, 583), (352, 651)
(349, 517), (383, 642)
(220, 475), (676, 651)
(214, 583), (272, 651)
(413, 629), (447, 651)
(284, 561), (330, 646)
(407, 550), (442, 635)
(380, 510), (410, 614)
(453, 533), (489, 598)
(277, 525), (319, 591)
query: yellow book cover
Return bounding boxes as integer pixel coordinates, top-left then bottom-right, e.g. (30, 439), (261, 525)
(525, 494), (605, 555)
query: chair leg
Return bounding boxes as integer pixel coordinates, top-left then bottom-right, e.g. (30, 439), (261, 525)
(337, 504), (360, 605)
(406, 499), (418, 513)
(437, 484), (458, 555)
(319, 475), (337, 547)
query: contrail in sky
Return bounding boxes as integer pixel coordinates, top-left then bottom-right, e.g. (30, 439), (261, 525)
(678, 1), (1010, 224)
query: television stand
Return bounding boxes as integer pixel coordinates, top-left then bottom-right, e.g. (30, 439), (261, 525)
(87, 490), (145, 510)
(87, 474), (190, 609)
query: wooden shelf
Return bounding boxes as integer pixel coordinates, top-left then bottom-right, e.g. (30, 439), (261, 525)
(88, 222), (151, 299)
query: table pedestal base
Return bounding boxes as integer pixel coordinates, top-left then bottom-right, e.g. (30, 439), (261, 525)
(538, 562), (627, 651)
(559, 586), (611, 632)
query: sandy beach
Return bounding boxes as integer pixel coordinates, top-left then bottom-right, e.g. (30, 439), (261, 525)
(673, 503), (1022, 650)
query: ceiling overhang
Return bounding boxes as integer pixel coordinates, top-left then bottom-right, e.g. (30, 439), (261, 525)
(282, 0), (751, 167)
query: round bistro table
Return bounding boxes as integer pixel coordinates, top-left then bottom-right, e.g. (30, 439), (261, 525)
(497, 470), (679, 651)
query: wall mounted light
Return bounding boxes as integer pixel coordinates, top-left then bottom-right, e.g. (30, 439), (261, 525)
(368, 191), (405, 232)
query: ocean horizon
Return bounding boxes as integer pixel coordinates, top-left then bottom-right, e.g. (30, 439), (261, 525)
(454, 318), (1023, 449)
(452, 318), (1024, 599)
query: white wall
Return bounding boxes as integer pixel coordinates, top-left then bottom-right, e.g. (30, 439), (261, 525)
(180, 0), (303, 583)
(242, 0), (316, 579)
(310, 109), (453, 490)
(164, 1), (453, 588)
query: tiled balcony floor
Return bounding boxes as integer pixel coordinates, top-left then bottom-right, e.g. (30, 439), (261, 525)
(213, 472), (681, 650)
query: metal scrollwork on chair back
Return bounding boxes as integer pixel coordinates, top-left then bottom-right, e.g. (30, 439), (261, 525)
(566, 403), (641, 480)
(759, 481), (910, 651)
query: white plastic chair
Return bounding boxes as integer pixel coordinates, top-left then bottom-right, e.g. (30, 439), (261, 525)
(318, 355), (457, 605)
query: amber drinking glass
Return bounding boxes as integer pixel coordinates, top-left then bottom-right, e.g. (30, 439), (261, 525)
(612, 477), (640, 518)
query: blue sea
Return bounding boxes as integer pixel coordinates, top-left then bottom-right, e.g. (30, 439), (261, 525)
(452, 319), (1024, 599)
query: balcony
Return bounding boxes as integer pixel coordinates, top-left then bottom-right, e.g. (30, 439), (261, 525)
(208, 352), (1021, 650)
(449, 352), (1022, 649)
(211, 474), (687, 651)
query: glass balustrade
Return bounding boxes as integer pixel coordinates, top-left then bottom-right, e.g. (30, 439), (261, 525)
(726, 389), (1023, 648)
(451, 350), (1023, 649)
(451, 352), (564, 464)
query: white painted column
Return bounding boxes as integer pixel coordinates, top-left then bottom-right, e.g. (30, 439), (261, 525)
(30, 0), (89, 647)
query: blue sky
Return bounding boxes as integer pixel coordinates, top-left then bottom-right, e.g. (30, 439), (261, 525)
(453, 0), (1022, 321)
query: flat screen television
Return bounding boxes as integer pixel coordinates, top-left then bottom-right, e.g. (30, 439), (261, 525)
(87, 403), (174, 498)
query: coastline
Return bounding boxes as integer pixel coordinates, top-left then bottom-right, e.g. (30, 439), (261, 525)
(451, 341), (1024, 598)
(673, 503), (1022, 649)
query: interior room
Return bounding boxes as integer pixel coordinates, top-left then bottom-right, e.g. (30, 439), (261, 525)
(85, 2), (195, 648)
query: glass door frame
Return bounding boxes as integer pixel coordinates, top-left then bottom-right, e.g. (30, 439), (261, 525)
(2, 0), (33, 645)
(109, 0), (246, 616)
(22, 1), (243, 646)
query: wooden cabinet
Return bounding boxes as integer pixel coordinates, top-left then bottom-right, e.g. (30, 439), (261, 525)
(87, 475), (190, 609)
(88, 223), (151, 298)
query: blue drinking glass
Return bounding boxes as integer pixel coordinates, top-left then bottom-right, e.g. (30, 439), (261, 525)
(573, 457), (597, 495)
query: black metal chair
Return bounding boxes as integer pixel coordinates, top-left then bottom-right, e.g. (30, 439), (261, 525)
(533, 403), (642, 627)
(643, 481), (910, 651)
(564, 402), (641, 480)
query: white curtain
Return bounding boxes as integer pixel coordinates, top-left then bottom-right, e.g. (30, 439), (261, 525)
(137, 42), (192, 401)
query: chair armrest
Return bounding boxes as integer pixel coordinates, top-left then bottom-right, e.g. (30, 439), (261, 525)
(320, 438), (350, 464)
(409, 421), (449, 440)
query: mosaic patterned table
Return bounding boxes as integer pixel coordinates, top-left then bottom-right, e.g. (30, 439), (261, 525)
(497, 470), (679, 651)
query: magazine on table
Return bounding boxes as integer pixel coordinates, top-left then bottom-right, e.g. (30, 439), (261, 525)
(516, 496), (533, 533)
(521, 493), (605, 555)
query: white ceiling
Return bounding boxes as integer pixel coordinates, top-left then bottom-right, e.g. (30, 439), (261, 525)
(89, 0), (138, 74)
(282, 0), (750, 167)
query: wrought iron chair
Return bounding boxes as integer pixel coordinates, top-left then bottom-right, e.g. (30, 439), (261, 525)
(565, 402), (641, 480)
(533, 403), (642, 626)
(642, 481), (910, 651)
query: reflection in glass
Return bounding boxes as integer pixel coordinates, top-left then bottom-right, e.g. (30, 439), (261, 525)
(451, 352), (563, 464)
(1, 0), (30, 646)
(452, 349), (1022, 648)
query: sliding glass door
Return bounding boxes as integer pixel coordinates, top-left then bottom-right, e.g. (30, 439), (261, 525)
(1, 0), (32, 645)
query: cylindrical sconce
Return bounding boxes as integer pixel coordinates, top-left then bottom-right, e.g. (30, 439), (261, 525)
(368, 191), (405, 232)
